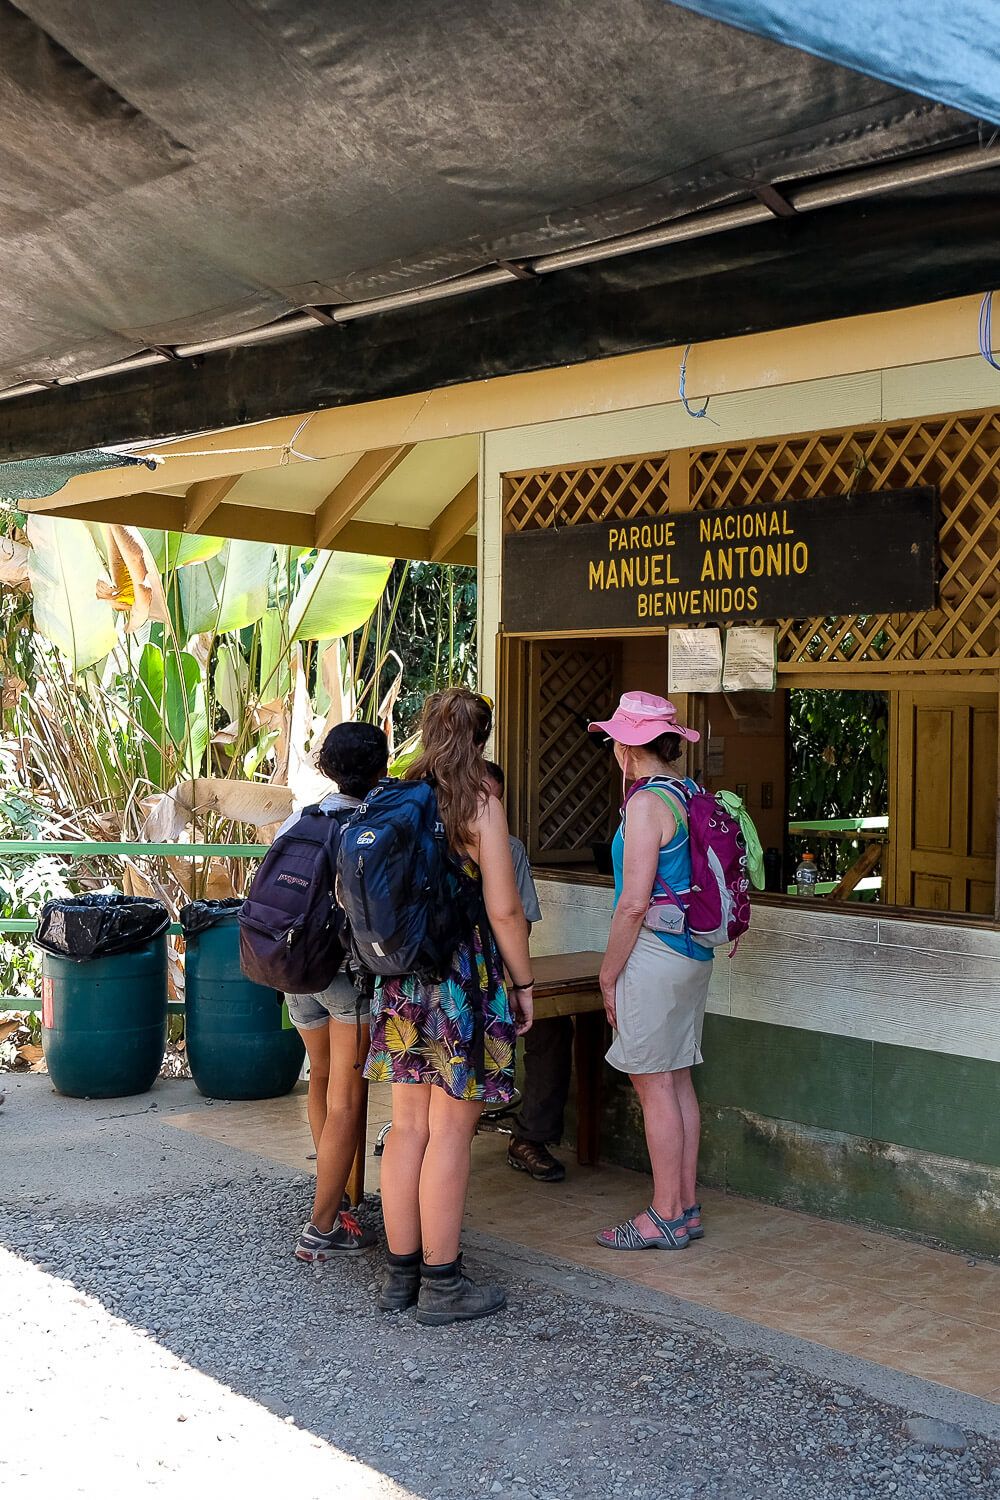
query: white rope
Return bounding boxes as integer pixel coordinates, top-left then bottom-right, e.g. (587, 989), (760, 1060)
(284, 411), (320, 463)
(108, 410), (323, 469)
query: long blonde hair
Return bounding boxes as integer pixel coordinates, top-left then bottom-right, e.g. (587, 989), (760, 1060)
(408, 687), (492, 852)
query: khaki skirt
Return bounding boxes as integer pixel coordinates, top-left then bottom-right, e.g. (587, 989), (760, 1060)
(606, 925), (712, 1076)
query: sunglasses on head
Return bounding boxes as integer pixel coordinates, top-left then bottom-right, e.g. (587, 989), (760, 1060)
(475, 693), (494, 742)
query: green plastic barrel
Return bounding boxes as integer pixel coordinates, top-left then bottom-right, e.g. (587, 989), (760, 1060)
(184, 914), (303, 1099)
(41, 938), (168, 1098)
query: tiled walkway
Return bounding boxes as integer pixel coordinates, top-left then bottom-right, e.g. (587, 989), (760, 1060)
(168, 1084), (1000, 1403)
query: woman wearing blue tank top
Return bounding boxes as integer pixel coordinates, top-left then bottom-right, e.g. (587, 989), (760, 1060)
(588, 692), (713, 1252)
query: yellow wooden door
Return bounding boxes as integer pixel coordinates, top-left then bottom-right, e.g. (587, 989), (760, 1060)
(889, 691), (997, 914)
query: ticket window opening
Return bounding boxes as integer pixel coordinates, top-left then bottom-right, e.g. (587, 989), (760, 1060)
(513, 634), (994, 916)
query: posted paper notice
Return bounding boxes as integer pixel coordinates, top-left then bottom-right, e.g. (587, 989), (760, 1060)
(722, 626), (777, 691)
(668, 627), (723, 693)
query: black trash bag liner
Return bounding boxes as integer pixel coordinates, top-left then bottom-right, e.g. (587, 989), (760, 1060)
(35, 892), (170, 961)
(178, 897), (244, 936)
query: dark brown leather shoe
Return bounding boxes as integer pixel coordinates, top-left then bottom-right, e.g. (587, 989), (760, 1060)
(507, 1137), (566, 1182)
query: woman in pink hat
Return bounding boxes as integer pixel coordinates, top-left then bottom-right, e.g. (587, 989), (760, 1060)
(588, 692), (711, 1251)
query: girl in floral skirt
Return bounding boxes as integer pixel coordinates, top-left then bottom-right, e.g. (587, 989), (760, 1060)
(366, 687), (534, 1325)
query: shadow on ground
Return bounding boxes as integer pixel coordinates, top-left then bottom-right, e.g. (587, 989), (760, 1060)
(2, 1074), (999, 1500)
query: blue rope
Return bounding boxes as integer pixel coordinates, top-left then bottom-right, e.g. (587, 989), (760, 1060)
(679, 343), (714, 420)
(979, 292), (1000, 371)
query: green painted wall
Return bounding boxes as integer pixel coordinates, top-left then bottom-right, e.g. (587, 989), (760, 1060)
(586, 1015), (1000, 1258)
(698, 1016), (1000, 1168)
(696, 1108), (1000, 1259)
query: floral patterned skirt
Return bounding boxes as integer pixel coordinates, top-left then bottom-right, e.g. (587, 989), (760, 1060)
(364, 927), (516, 1103)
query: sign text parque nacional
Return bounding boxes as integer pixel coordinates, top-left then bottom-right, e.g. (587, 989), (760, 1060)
(501, 487), (938, 633)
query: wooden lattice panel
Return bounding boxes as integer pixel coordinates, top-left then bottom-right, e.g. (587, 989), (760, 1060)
(529, 642), (618, 861)
(691, 412), (1000, 667)
(502, 408), (1000, 668)
(505, 455), (671, 533)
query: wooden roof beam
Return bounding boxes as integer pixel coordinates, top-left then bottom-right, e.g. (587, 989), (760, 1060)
(184, 473), (241, 533)
(42, 492), (185, 531)
(313, 445), (412, 550)
(38, 493), (477, 565)
(428, 476), (478, 562)
(343, 521), (476, 566)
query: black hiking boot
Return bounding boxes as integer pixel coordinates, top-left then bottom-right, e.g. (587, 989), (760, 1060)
(378, 1259), (421, 1312)
(415, 1256), (506, 1326)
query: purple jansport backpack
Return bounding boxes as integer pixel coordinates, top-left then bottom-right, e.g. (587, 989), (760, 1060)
(626, 776), (752, 951)
(238, 804), (355, 992)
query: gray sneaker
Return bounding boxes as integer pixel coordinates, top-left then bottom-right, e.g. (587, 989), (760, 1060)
(294, 1210), (376, 1261)
(415, 1256), (506, 1326)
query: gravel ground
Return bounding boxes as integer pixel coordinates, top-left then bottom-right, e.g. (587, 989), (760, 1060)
(2, 1078), (1000, 1499)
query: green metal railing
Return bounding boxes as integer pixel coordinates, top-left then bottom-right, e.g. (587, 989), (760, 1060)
(0, 839), (267, 1012)
(0, 841), (268, 858)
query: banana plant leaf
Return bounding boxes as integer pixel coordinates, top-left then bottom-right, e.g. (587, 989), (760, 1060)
(135, 641), (166, 787)
(25, 515), (118, 672)
(259, 606), (292, 700)
(289, 550), (392, 642)
(179, 539), (274, 635)
(214, 642), (250, 724)
(166, 650), (209, 779)
(0, 536), (29, 585)
(139, 528), (225, 571)
(134, 643), (209, 784)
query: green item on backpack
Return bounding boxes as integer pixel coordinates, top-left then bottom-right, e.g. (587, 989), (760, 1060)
(716, 790), (765, 889)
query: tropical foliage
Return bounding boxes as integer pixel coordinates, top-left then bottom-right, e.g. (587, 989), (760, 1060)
(0, 510), (478, 996)
(384, 562), (477, 731)
(787, 688), (888, 884)
(787, 689), (888, 819)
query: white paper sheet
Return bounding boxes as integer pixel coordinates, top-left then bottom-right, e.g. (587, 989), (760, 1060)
(668, 627), (723, 693)
(722, 626), (777, 691)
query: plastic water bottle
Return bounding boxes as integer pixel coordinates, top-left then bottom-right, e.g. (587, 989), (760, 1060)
(794, 851), (818, 896)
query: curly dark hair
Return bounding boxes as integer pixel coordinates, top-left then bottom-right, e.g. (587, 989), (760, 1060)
(318, 722), (389, 800)
(482, 759), (505, 793)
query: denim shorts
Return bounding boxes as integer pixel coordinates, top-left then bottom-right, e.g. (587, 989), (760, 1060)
(284, 973), (371, 1031)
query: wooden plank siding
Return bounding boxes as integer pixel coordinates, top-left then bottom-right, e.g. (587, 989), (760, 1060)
(530, 877), (1000, 1065)
(889, 691), (997, 911)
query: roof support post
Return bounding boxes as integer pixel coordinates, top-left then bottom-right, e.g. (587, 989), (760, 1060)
(184, 473), (241, 533)
(313, 445), (412, 550)
(428, 476), (478, 562)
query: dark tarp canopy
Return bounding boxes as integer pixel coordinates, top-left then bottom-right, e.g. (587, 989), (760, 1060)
(0, 0), (999, 460)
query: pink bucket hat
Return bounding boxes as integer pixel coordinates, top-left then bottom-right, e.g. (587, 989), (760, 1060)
(588, 690), (700, 746)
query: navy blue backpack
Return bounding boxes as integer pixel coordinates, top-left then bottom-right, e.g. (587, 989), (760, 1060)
(336, 779), (482, 982)
(239, 804), (355, 993)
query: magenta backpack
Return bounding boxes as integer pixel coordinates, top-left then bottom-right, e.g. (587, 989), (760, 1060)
(624, 776), (752, 951)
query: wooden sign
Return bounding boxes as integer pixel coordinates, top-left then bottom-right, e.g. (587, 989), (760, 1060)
(502, 487), (938, 633)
